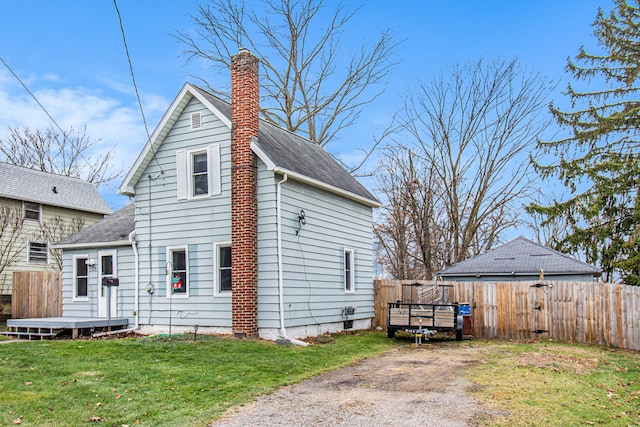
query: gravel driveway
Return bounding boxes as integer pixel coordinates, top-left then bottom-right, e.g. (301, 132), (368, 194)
(210, 342), (495, 427)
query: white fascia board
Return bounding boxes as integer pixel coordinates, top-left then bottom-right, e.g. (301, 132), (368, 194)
(250, 138), (277, 170)
(52, 241), (130, 250)
(190, 87), (232, 129)
(119, 83), (198, 196)
(251, 139), (379, 207)
(273, 167), (381, 208)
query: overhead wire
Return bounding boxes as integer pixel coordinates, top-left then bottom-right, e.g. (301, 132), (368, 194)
(112, 0), (163, 173)
(0, 55), (96, 171)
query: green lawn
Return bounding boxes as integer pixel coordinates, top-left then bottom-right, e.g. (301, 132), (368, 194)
(467, 340), (640, 426)
(0, 332), (396, 426)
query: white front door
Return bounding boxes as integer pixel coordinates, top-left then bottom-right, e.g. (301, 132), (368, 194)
(97, 252), (118, 318)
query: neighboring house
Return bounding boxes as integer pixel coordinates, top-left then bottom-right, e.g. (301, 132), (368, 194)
(55, 49), (380, 341)
(0, 162), (111, 296)
(437, 236), (602, 282)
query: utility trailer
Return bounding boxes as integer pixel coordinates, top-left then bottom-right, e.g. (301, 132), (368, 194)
(386, 282), (463, 341)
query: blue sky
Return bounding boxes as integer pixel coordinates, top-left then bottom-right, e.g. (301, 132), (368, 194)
(0, 1), (609, 211)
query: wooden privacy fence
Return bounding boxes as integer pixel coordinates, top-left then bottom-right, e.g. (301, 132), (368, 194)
(12, 271), (62, 319)
(374, 279), (640, 352)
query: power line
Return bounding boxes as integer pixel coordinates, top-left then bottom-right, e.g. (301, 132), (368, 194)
(113, 0), (163, 174)
(0, 56), (67, 137)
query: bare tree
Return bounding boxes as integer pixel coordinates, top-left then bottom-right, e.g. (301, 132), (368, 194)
(376, 59), (554, 278)
(40, 215), (86, 270)
(0, 126), (122, 188)
(0, 201), (24, 294)
(175, 0), (398, 152)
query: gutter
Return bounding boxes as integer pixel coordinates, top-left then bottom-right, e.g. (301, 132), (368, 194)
(276, 174), (307, 346)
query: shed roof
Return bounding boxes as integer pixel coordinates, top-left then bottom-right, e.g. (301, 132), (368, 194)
(119, 83), (379, 207)
(437, 236), (602, 278)
(0, 162), (111, 215)
(53, 204), (134, 248)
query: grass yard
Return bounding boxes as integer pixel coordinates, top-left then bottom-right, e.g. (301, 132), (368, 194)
(468, 340), (640, 426)
(0, 331), (395, 426)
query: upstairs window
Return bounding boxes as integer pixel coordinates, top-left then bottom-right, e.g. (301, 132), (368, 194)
(176, 144), (221, 200)
(192, 152), (208, 196)
(24, 202), (41, 221)
(28, 242), (48, 264)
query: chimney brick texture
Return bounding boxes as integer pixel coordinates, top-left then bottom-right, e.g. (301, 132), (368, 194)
(230, 49), (259, 339)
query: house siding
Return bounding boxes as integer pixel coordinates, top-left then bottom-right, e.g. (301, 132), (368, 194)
(256, 168), (374, 335)
(0, 197), (105, 296)
(133, 96), (233, 329)
(61, 245), (135, 323)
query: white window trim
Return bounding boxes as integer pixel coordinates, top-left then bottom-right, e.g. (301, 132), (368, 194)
(188, 148), (209, 199)
(166, 245), (189, 299)
(23, 201), (41, 222)
(344, 248), (355, 294)
(213, 241), (232, 297)
(72, 254), (90, 301)
(176, 143), (221, 201)
(27, 241), (49, 265)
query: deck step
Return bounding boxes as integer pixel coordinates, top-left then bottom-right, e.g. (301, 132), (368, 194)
(2, 326), (63, 340)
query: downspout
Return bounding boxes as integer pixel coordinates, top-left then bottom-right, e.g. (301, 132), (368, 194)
(130, 230), (140, 330)
(277, 173), (308, 346)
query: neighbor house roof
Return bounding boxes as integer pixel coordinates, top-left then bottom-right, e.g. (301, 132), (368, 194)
(118, 83), (379, 207)
(53, 204), (135, 249)
(437, 236), (602, 278)
(0, 162), (112, 215)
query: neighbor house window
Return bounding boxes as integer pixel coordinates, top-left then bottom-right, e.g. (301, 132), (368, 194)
(176, 144), (221, 200)
(24, 202), (41, 221)
(167, 246), (188, 296)
(344, 249), (354, 293)
(74, 256), (89, 299)
(28, 242), (48, 264)
(214, 242), (232, 295)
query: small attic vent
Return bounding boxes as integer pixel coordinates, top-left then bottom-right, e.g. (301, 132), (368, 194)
(191, 112), (202, 130)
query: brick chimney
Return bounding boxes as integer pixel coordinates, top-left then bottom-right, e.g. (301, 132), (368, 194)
(230, 48), (259, 338)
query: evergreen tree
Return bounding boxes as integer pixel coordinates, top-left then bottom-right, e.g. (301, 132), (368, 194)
(529, 0), (640, 284)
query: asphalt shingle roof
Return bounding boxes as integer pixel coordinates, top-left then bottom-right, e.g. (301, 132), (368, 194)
(0, 162), (111, 215)
(192, 86), (379, 205)
(54, 204), (134, 247)
(438, 236), (602, 277)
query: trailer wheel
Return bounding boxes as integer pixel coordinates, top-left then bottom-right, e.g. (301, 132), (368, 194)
(455, 328), (463, 341)
(387, 328), (396, 338)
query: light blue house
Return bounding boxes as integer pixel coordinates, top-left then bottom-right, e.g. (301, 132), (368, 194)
(55, 50), (380, 341)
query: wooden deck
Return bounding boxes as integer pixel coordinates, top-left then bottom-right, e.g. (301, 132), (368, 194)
(3, 317), (128, 340)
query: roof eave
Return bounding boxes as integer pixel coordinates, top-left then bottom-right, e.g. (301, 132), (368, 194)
(118, 83), (233, 196)
(251, 140), (380, 208)
(52, 240), (132, 250)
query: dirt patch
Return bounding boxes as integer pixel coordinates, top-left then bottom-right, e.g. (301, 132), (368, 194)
(517, 350), (600, 374)
(211, 341), (497, 427)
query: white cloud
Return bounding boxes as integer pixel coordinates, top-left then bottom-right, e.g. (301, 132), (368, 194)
(0, 69), (170, 206)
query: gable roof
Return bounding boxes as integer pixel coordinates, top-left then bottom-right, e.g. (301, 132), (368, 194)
(119, 83), (379, 207)
(53, 204), (135, 249)
(0, 162), (111, 215)
(438, 236), (602, 278)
